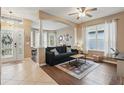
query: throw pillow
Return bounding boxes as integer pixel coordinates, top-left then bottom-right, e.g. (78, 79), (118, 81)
(50, 48), (59, 55)
(66, 47), (72, 52)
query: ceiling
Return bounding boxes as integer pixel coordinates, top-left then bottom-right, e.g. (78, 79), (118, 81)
(1, 7), (124, 29)
(1, 7), (69, 30)
(40, 7), (124, 23)
(32, 20), (68, 30)
(1, 7), (38, 21)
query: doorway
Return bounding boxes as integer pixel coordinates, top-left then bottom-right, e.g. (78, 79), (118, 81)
(1, 29), (24, 62)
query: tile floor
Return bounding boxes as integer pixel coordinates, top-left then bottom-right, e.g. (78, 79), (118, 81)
(1, 59), (58, 85)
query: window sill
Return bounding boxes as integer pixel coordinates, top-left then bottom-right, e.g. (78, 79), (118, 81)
(88, 49), (104, 52)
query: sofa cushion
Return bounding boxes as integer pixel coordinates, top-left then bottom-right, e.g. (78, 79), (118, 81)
(66, 47), (72, 53)
(55, 52), (76, 60)
(46, 46), (66, 53)
(56, 46), (66, 53)
(50, 48), (59, 55)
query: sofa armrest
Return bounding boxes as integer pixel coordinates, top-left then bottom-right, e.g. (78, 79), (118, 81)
(46, 51), (55, 65)
(46, 51), (55, 59)
(71, 49), (78, 54)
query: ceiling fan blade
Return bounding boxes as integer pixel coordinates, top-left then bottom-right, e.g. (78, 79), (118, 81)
(81, 7), (86, 12)
(86, 8), (97, 12)
(86, 13), (92, 17)
(68, 12), (78, 15)
(77, 8), (82, 12)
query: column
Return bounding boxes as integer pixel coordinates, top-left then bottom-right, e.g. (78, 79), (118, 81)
(23, 19), (32, 58)
(37, 20), (46, 66)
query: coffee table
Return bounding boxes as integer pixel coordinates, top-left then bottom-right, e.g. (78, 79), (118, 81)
(69, 54), (87, 67)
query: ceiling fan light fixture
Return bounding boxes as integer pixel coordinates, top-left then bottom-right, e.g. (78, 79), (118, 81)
(78, 12), (85, 17)
(82, 12), (86, 17)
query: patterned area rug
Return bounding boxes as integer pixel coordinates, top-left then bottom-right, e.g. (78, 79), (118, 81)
(56, 60), (100, 79)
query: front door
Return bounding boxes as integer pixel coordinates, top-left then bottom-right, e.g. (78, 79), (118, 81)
(1, 29), (24, 62)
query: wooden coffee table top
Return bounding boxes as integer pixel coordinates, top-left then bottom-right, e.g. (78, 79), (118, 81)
(70, 54), (85, 59)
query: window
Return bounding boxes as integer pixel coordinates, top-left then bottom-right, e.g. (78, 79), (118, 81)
(43, 31), (47, 48)
(30, 30), (40, 48)
(86, 24), (105, 51)
(31, 30), (35, 47)
(97, 30), (104, 50)
(88, 31), (97, 49)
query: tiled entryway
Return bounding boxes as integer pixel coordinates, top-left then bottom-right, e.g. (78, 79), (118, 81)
(1, 59), (58, 85)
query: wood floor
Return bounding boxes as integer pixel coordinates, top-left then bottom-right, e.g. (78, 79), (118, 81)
(42, 62), (123, 85)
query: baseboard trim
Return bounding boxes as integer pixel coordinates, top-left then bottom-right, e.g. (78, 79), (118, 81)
(103, 59), (117, 65)
(39, 63), (46, 67)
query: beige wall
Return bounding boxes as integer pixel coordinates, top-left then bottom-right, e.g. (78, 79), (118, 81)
(38, 48), (45, 65)
(23, 19), (32, 58)
(0, 7), (1, 84)
(77, 11), (124, 52)
(1, 22), (23, 30)
(76, 24), (83, 44)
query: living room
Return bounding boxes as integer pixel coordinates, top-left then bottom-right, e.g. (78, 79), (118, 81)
(1, 7), (124, 85)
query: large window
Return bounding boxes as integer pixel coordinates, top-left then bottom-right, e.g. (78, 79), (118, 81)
(97, 30), (104, 50)
(88, 31), (97, 49)
(86, 24), (105, 51)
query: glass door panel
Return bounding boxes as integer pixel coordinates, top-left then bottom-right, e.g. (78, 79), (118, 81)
(16, 30), (24, 60)
(1, 30), (24, 62)
(1, 30), (15, 59)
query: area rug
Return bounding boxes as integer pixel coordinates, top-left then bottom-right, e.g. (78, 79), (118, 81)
(56, 60), (100, 79)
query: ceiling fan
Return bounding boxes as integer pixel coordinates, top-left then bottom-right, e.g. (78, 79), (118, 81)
(68, 7), (97, 20)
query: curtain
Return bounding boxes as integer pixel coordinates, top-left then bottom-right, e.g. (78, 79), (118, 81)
(74, 27), (77, 45)
(104, 19), (117, 57)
